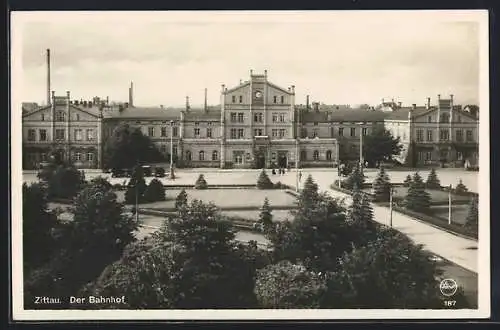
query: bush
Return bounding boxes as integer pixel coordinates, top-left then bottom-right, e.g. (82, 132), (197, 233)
(256, 170), (274, 189)
(455, 180), (469, 195)
(403, 174), (412, 187)
(426, 168), (441, 189)
(154, 167), (166, 177)
(124, 166), (147, 204)
(273, 181), (290, 190)
(47, 165), (86, 199)
(90, 176), (112, 191)
(175, 189), (188, 210)
(194, 174), (208, 189)
(144, 178), (166, 202)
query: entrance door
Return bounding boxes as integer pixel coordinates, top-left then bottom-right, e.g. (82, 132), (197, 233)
(278, 155), (287, 168)
(255, 147), (266, 169)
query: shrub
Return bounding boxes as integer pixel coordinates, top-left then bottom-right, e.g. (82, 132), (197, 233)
(454, 180), (469, 195)
(154, 167), (166, 177)
(426, 168), (441, 189)
(258, 197), (273, 232)
(194, 174), (208, 189)
(372, 167), (391, 202)
(175, 189), (189, 210)
(90, 176), (112, 191)
(144, 178), (166, 202)
(124, 166), (147, 204)
(343, 165), (365, 191)
(47, 165), (86, 199)
(403, 174), (412, 187)
(256, 170), (274, 189)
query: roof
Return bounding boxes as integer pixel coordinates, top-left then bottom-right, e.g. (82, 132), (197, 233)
(385, 106), (432, 120)
(104, 106), (183, 120)
(300, 108), (389, 123)
(184, 108), (221, 121)
(22, 104), (102, 118)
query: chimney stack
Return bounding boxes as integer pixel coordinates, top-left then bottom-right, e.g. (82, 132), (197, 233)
(46, 49), (51, 106)
(412, 103), (417, 109)
(382, 98), (385, 104)
(306, 95), (310, 110)
(185, 96), (190, 112)
(128, 82), (134, 107)
(250, 69), (253, 76)
(264, 69), (268, 77)
(426, 97), (431, 109)
(204, 88), (208, 112)
(398, 101), (402, 108)
(106, 96), (109, 105)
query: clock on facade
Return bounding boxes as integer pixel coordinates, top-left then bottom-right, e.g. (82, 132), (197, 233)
(255, 91), (262, 98)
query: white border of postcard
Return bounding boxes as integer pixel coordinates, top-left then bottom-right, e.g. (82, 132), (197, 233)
(10, 10), (491, 320)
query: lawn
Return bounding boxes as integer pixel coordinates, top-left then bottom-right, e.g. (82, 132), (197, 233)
(362, 186), (471, 204)
(431, 204), (469, 226)
(114, 188), (297, 210)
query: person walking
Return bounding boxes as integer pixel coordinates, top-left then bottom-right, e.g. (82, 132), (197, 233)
(298, 170), (302, 182)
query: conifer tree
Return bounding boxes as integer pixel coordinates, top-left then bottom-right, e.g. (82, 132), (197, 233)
(405, 172), (431, 212)
(464, 197), (478, 231)
(403, 174), (412, 187)
(256, 170), (274, 189)
(425, 168), (441, 189)
(259, 197), (273, 232)
(344, 165), (365, 191)
(194, 174), (208, 189)
(372, 167), (391, 202)
(455, 179), (469, 195)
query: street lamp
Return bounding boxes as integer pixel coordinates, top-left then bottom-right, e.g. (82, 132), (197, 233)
(389, 186), (394, 228)
(169, 120), (175, 180)
(448, 184), (452, 225)
(295, 138), (300, 192)
(356, 122), (365, 175)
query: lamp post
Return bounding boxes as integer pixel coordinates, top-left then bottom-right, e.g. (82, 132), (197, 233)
(389, 187), (393, 228)
(169, 120), (175, 180)
(359, 122), (364, 175)
(448, 184), (452, 225)
(295, 138), (299, 192)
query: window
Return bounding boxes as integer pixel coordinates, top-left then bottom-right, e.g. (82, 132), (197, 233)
(457, 152), (463, 160)
(279, 113), (285, 122)
(41, 114), (45, 121)
(74, 129), (83, 141)
(76, 114), (80, 121)
(273, 96), (277, 104)
(281, 96), (284, 104)
(194, 128), (200, 137)
(161, 127), (167, 137)
(457, 115), (462, 123)
(362, 128), (368, 136)
(238, 113), (244, 123)
(41, 153), (47, 162)
(254, 113), (263, 123)
(326, 150), (332, 161)
(466, 130), (473, 142)
(301, 128), (307, 138)
(439, 113), (450, 123)
(55, 129), (65, 140)
(238, 129), (244, 139)
(233, 151), (244, 164)
(456, 130), (463, 142)
(207, 128), (212, 138)
(39, 129), (47, 141)
(160, 145), (167, 153)
(427, 116), (432, 123)
(300, 150), (307, 161)
(313, 150), (319, 161)
(338, 128), (344, 137)
(230, 129), (237, 139)
(426, 130), (433, 142)
(230, 112), (237, 122)
(312, 129), (318, 138)
(85, 153), (93, 162)
(314, 122), (318, 126)
(186, 151), (192, 161)
(199, 151), (205, 161)
(426, 151), (432, 161)
(172, 127), (178, 137)
(85, 129), (93, 141)
(272, 129), (278, 138)
(254, 129), (263, 136)
(239, 95), (243, 103)
(195, 122), (199, 126)
(148, 127), (155, 137)
(279, 129), (286, 138)
(330, 127), (335, 138)
(272, 113), (278, 122)
(418, 151), (424, 162)
(350, 127), (356, 137)
(212, 150), (218, 161)
(416, 129), (424, 142)
(439, 129), (449, 141)
(74, 152), (82, 162)
(56, 111), (65, 121)
(232, 95), (236, 103)
(27, 129), (36, 141)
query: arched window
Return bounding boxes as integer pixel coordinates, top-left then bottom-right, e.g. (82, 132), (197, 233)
(300, 150), (307, 161)
(326, 150), (332, 161)
(199, 151), (205, 161)
(313, 150), (319, 161)
(440, 113), (450, 123)
(212, 150), (218, 161)
(186, 151), (191, 161)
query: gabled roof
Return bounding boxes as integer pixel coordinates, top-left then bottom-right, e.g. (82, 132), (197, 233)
(184, 107), (221, 121)
(385, 106), (432, 120)
(225, 81), (251, 94)
(22, 104), (101, 118)
(266, 81), (292, 95)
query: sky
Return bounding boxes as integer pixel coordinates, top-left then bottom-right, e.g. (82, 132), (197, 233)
(14, 11), (484, 107)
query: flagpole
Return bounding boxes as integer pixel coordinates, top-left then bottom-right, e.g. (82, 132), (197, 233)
(448, 184), (452, 225)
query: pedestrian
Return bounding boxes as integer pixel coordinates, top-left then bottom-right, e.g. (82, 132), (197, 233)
(299, 171), (302, 182)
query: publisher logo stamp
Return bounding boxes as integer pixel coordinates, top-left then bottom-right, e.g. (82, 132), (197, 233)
(439, 279), (458, 297)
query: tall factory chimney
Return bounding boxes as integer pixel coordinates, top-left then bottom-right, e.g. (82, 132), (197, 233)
(46, 49), (51, 106)
(128, 81), (134, 107)
(204, 88), (208, 112)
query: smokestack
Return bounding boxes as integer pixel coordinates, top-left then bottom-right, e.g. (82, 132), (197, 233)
(204, 88), (208, 112)
(185, 96), (190, 112)
(306, 95), (310, 110)
(426, 97), (431, 109)
(46, 49), (51, 106)
(129, 82), (134, 107)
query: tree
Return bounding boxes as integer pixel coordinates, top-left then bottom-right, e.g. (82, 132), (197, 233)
(346, 186), (377, 243)
(324, 228), (447, 309)
(47, 165), (86, 199)
(404, 141), (417, 168)
(89, 176), (112, 191)
(254, 260), (327, 308)
(175, 189), (188, 210)
(144, 178), (166, 202)
(426, 168), (441, 189)
(455, 180), (469, 195)
(363, 126), (403, 166)
(372, 167), (391, 202)
(464, 197), (478, 231)
(405, 172), (431, 213)
(194, 174), (208, 189)
(103, 123), (164, 171)
(125, 165), (147, 204)
(258, 197), (273, 232)
(22, 183), (58, 271)
(256, 169), (273, 189)
(343, 165), (365, 191)
(298, 175), (320, 209)
(403, 174), (412, 187)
